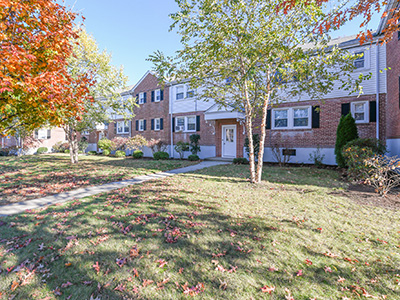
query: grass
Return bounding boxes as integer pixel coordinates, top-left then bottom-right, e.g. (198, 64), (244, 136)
(0, 153), (197, 205)
(0, 165), (399, 299)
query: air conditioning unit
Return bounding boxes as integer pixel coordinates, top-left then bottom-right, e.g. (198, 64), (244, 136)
(175, 126), (184, 132)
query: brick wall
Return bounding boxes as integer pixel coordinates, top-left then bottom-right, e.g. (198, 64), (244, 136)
(386, 33), (400, 139)
(172, 113), (215, 146)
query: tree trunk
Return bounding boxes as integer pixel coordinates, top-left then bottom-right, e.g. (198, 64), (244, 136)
(255, 91), (271, 183)
(64, 125), (79, 164)
(242, 80), (256, 183)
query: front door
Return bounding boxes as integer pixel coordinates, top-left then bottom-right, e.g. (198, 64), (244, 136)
(222, 125), (237, 158)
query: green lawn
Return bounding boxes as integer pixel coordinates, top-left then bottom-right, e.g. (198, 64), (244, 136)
(0, 154), (196, 205)
(0, 165), (399, 299)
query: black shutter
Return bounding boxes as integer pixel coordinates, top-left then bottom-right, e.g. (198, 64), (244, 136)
(341, 103), (350, 116)
(151, 119), (154, 130)
(34, 130), (39, 139)
(160, 89), (164, 101)
(172, 117), (175, 132)
(196, 115), (201, 131)
(369, 101), (377, 122)
(266, 109), (271, 129)
(47, 129), (51, 139)
(398, 76), (400, 109)
(151, 91), (155, 102)
(135, 120), (139, 131)
(114, 123), (117, 134)
(160, 118), (164, 130)
(143, 92), (147, 103)
(312, 106), (320, 128)
(143, 120), (147, 131)
(136, 94), (139, 104)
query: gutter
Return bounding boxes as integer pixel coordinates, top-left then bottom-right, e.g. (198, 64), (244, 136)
(376, 43), (380, 140)
(170, 86), (174, 158)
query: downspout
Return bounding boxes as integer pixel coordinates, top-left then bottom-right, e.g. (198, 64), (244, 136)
(170, 86), (174, 158)
(376, 43), (380, 140)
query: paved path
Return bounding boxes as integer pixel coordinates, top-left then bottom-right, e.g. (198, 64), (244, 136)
(0, 161), (229, 217)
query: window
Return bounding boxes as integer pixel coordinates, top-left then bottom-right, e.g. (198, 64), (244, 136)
(139, 92), (145, 104)
(186, 116), (196, 131)
(82, 130), (90, 135)
(398, 31), (400, 41)
(354, 51), (365, 69)
(154, 118), (161, 131)
(187, 87), (194, 98)
(351, 101), (368, 123)
(175, 117), (185, 131)
(139, 119), (145, 131)
(272, 107), (311, 129)
(117, 121), (130, 134)
(176, 86), (184, 100)
(155, 89), (161, 102)
(35, 129), (50, 140)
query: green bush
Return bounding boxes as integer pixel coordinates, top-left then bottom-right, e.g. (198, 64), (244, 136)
(102, 149), (110, 156)
(153, 151), (169, 160)
(64, 149), (70, 154)
(78, 137), (89, 152)
(52, 141), (69, 153)
(344, 138), (386, 155)
(175, 141), (190, 159)
(189, 134), (201, 155)
(342, 145), (374, 181)
(87, 151), (97, 155)
(115, 150), (126, 158)
(98, 138), (113, 152)
(233, 157), (249, 164)
(188, 154), (200, 161)
(132, 150), (144, 159)
(335, 113), (358, 167)
(36, 147), (48, 154)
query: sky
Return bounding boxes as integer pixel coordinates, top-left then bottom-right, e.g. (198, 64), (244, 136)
(62, 0), (383, 86)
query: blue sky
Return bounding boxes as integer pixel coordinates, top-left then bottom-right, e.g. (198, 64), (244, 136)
(62, 0), (382, 86)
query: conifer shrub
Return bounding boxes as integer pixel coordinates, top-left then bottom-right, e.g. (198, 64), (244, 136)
(335, 113), (358, 167)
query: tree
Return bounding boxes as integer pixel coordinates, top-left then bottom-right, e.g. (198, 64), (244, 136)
(150, 0), (364, 183)
(335, 113), (359, 168)
(62, 29), (134, 164)
(0, 0), (89, 134)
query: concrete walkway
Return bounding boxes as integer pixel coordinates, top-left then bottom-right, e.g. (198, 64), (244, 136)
(0, 161), (229, 217)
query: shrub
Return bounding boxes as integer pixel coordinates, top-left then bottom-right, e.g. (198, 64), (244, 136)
(335, 113), (358, 167)
(87, 151), (97, 155)
(126, 135), (147, 151)
(78, 136), (89, 152)
(115, 150), (126, 158)
(64, 149), (70, 154)
(111, 137), (128, 151)
(342, 145), (374, 181)
(102, 149), (110, 156)
(36, 147), (48, 154)
(364, 155), (400, 196)
(153, 151), (169, 160)
(148, 139), (168, 154)
(0, 149), (8, 156)
(188, 154), (200, 161)
(52, 141), (66, 153)
(175, 141), (190, 159)
(233, 157), (249, 164)
(98, 138), (113, 152)
(309, 147), (325, 167)
(190, 134), (201, 155)
(132, 150), (144, 159)
(345, 138), (386, 155)
(244, 134), (260, 158)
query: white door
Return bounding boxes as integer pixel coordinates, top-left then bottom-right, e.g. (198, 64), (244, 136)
(222, 125), (237, 158)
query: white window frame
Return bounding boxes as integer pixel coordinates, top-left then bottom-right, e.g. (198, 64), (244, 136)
(117, 121), (130, 134)
(154, 118), (161, 131)
(352, 49), (370, 70)
(185, 116), (197, 132)
(271, 106), (311, 130)
(351, 101), (369, 123)
(37, 129), (49, 140)
(139, 92), (145, 104)
(138, 119), (145, 131)
(175, 117), (185, 132)
(155, 89), (161, 102)
(176, 86), (185, 100)
(186, 86), (195, 98)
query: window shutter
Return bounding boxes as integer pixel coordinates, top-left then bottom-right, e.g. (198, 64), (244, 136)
(369, 101), (377, 122)
(47, 129), (51, 139)
(160, 89), (164, 101)
(398, 76), (400, 109)
(160, 118), (164, 130)
(143, 120), (147, 131)
(151, 119), (154, 130)
(136, 94), (139, 104)
(34, 130), (39, 139)
(266, 109), (271, 129)
(114, 123), (117, 134)
(151, 91), (155, 102)
(341, 103), (350, 116)
(196, 115), (201, 131)
(172, 118), (175, 132)
(135, 120), (139, 131)
(311, 106), (320, 128)
(143, 92), (147, 103)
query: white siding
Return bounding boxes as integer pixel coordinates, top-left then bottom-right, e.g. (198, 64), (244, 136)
(170, 84), (215, 114)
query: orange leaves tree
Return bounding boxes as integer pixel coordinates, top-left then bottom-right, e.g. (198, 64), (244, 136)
(0, 0), (90, 134)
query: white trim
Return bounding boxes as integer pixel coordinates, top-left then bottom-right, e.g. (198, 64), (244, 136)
(155, 89), (161, 102)
(154, 118), (161, 131)
(175, 85), (185, 101)
(271, 106), (311, 130)
(139, 92), (145, 104)
(352, 49), (370, 71)
(175, 115), (197, 133)
(351, 101), (369, 124)
(117, 121), (130, 134)
(222, 125), (237, 158)
(138, 119), (145, 131)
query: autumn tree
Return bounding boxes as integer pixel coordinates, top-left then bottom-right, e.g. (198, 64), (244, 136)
(62, 29), (134, 164)
(0, 0), (90, 134)
(150, 0), (364, 183)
